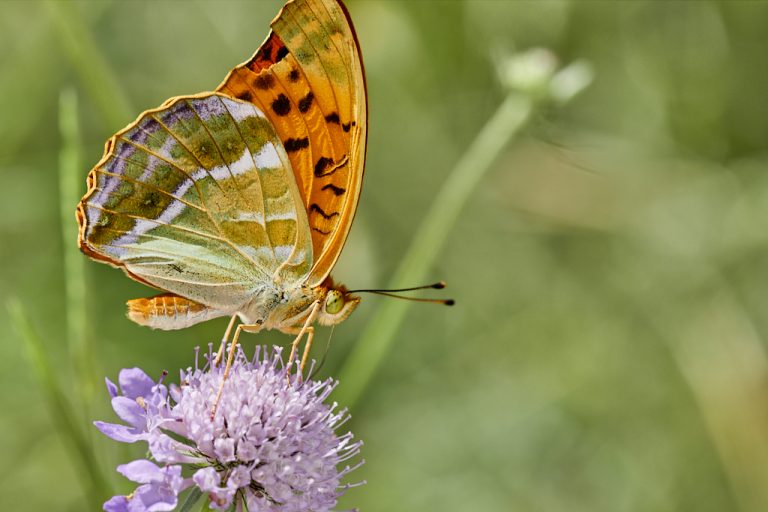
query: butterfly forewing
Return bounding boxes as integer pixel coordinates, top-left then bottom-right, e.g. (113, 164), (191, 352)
(217, 0), (367, 287)
(78, 94), (312, 311)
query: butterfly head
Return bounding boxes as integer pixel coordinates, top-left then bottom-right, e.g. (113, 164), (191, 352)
(316, 280), (360, 326)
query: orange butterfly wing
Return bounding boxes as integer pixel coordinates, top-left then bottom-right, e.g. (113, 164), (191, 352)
(217, 0), (367, 287)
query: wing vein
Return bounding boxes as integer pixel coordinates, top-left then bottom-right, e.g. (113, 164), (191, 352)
(94, 168), (208, 214)
(89, 204), (265, 270)
(184, 98), (248, 204)
(150, 111), (231, 210)
(219, 97), (269, 233)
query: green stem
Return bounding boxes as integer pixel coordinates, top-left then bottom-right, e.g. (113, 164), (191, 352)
(59, 89), (96, 414)
(335, 93), (534, 408)
(8, 299), (110, 506)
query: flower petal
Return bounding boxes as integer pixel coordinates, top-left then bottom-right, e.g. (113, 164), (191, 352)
(133, 483), (179, 512)
(207, 487), (237, 511)
(160, 465), (185, 493)
(94, 421), (144, 443)
(119, 367), (155, 399)
(102, 495), (129, 512)
(236, 440), (257, 461)
(148, 432), (197, 464)
(213, 438), (235, 463)
(192, 467), (220, 493)
(106, 377), (119, 398)
(117, 459), (164, 484)
(169, 384), (181, 403)
(112, 396), (146, 427)
(228, 466), (250, 488)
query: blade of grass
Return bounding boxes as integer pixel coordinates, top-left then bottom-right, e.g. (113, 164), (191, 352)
(179, 488), (204, 512)
(59, 89), (96, 413)
(8, 298), (110, 506)
(672, 291), (768, 512)
(45, 0), (133, 130)
(335, 92), (534, 408)
(609, 265), (768, 512)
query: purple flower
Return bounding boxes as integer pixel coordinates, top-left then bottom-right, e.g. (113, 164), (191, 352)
(95, 368), (170, 444)
(96, 346), (364, 511)
(104, 461), (187, 512)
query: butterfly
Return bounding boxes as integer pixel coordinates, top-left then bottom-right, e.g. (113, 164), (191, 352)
(77, 0), (367, 373)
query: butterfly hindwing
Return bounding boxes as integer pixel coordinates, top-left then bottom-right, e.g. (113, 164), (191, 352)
(217, 0), (367, 287)
(77, 93), (313, 311)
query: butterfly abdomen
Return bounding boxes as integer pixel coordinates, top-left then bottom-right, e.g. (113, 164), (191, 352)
(127, 294), (226, 330)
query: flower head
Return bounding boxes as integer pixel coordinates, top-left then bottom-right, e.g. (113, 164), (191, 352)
(96, 346), (364, 511)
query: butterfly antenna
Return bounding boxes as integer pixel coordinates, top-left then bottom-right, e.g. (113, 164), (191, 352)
(360, 291), (454, 305)
(348, 281), (454, 306)
(348, 281), (447, 294)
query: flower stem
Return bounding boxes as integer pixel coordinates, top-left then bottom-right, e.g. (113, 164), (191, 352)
(335, 92), (534, 409)
(59, 89), (97, 414)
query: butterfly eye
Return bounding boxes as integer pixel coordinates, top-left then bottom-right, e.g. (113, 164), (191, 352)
(325, 290), (344, 315)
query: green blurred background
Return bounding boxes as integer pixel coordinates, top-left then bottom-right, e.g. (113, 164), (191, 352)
(4, 0), (768, 510)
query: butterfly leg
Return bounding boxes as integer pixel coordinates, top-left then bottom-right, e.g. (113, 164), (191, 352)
(286, 301), (321, 382)
(299, 327), (315, 376)
(213, 314), (239, 367)
(210, 321), (263, 418)
(283, 325), (316, 381)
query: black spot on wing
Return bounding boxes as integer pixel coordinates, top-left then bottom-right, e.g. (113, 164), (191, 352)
(289, 68), (300, 82)
(254, 45), (272, 67)
(312, 226), (332, 236)
(321, 183), (346, 196)
(250, 32), (289, 70)
(236, 91), (253, 102)
(310, 203), (339, 219)
(284, 137), (309, 152)
(271, 94), (291, 116)
(325, 112), (340, 124)
(314, 155), (348, 177)
(298, 92), (314, 113)
(275, 46), (289, 62)
(314, 156), (334, 177)
(254, 74), (275, 90)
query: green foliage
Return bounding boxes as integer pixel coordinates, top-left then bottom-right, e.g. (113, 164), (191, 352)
(336, 93), (537, 408)
(7, 299), (109, 507)
(2, 1), (768, 510)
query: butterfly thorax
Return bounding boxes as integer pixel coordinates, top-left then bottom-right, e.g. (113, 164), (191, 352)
(243, 283), (323, 332)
